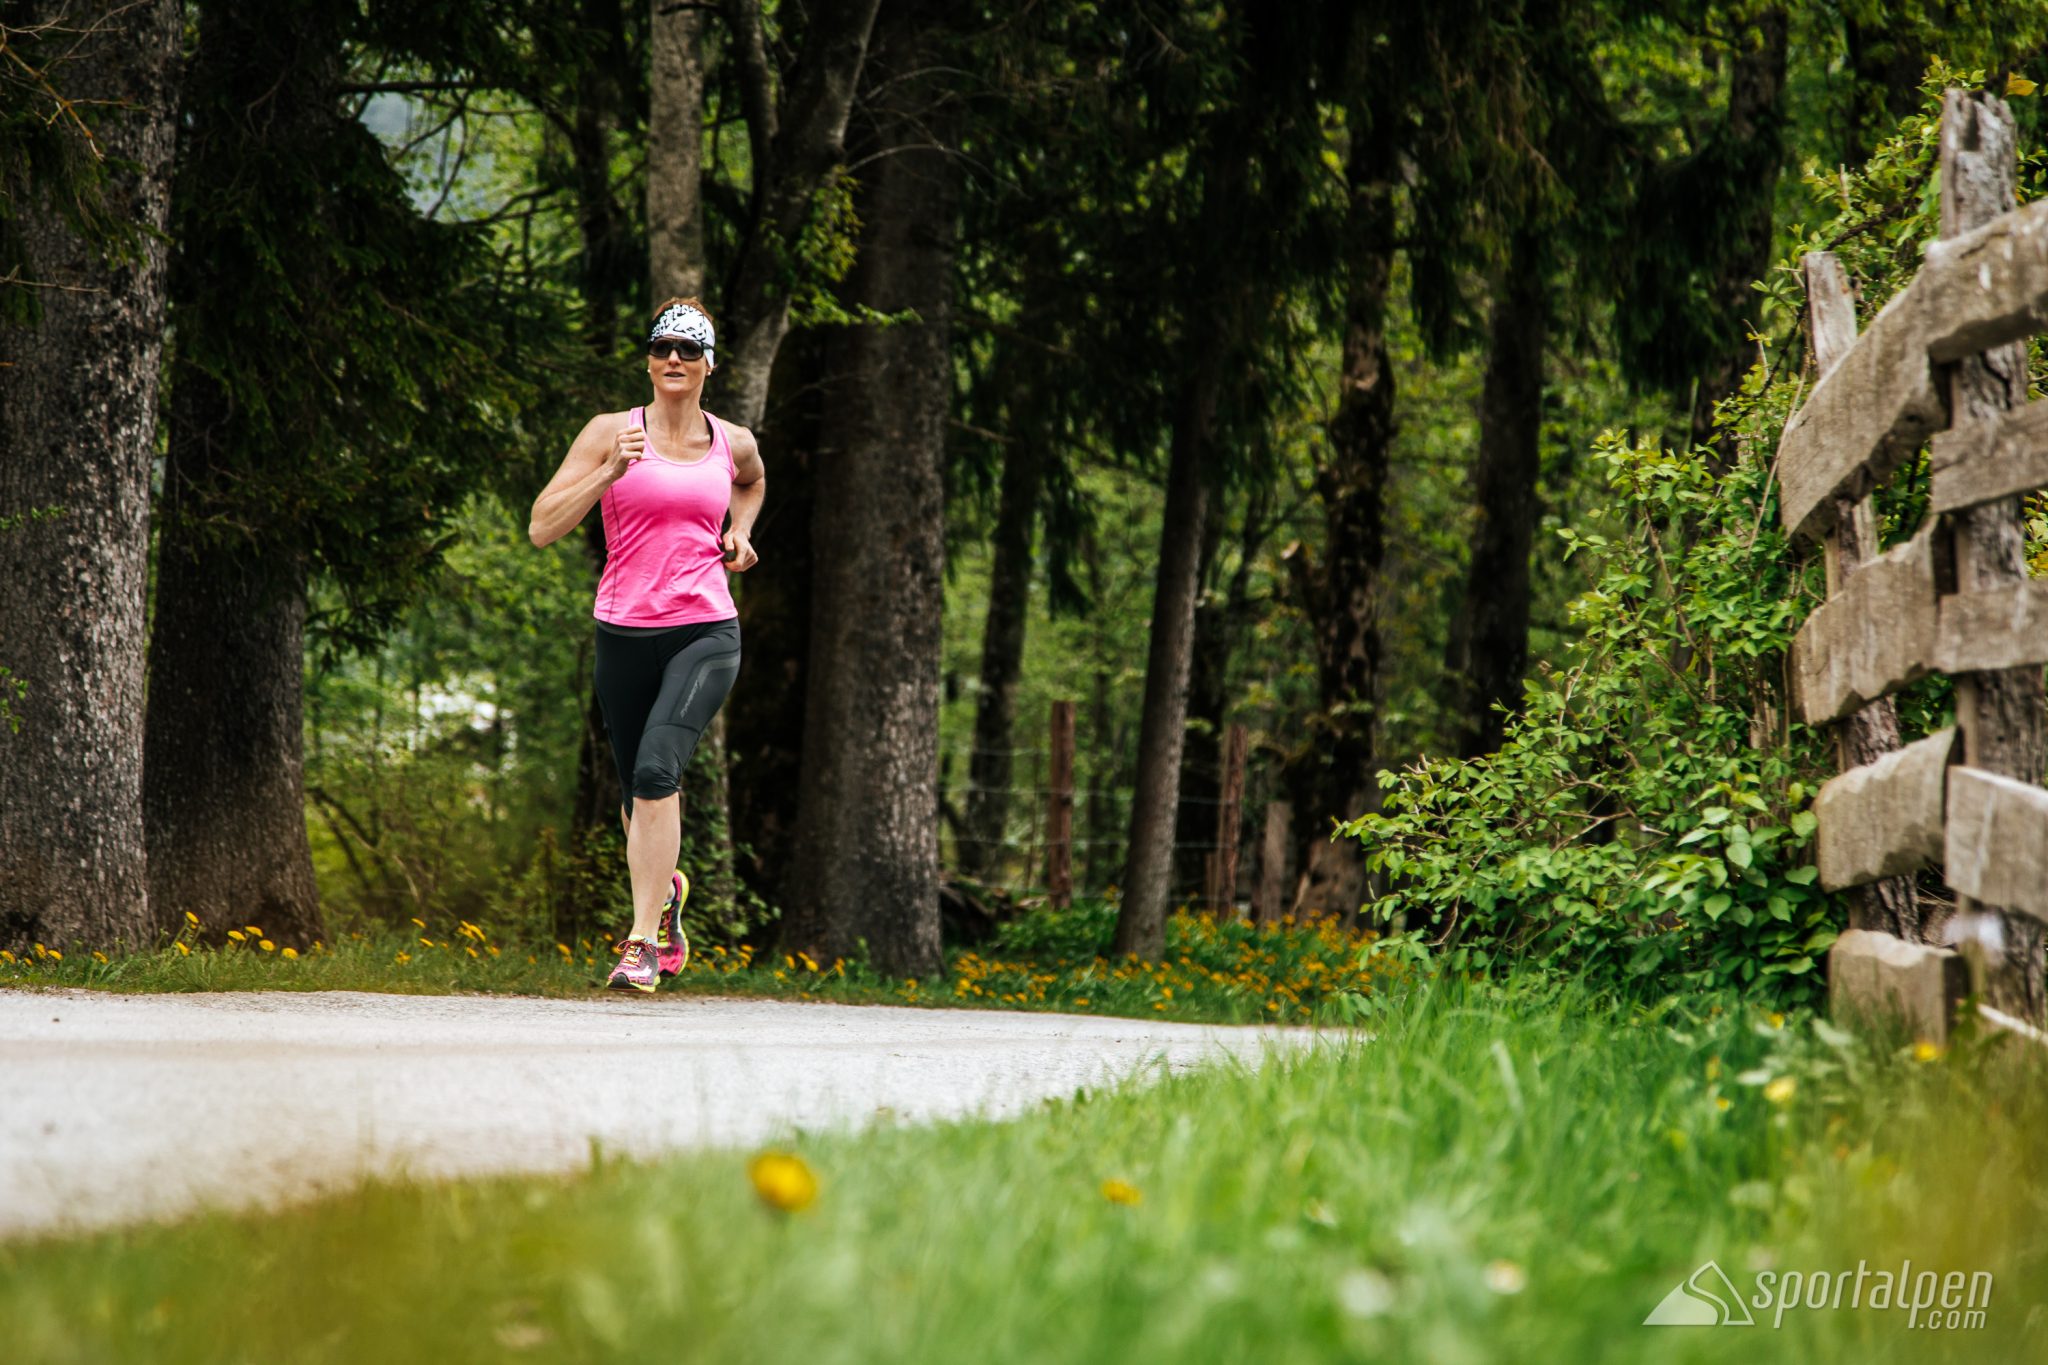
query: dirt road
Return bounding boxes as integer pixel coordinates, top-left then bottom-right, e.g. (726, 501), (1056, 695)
(0, 988), (1321, 1239)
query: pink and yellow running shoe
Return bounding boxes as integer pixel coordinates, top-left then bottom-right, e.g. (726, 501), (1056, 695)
(655, 870), (690, 978)
(605, 936), (660, 994)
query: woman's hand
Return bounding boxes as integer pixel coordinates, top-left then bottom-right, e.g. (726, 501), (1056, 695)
(722, 527), (758, 572)
(606, 419), (646, 483)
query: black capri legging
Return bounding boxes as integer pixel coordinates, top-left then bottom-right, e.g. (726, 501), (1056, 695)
(593, 617), (741, 820)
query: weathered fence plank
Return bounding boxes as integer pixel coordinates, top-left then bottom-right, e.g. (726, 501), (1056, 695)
(1829, 928), (1969, 1043)
(1777, 284), (1945, 541)
(1789, 525), (1939, 724)
(1930, 401), (2048, 513)
(1779, 195), (2048, 541)
(1919, 196), (2048, 361)
(1934, 580), (2048, 674)
(1944, 765), (2048, 923)
(1813, 727), (1955, 889)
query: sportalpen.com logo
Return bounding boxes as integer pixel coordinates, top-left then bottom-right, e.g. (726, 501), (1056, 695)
(1644, 1259), (1992, 1331)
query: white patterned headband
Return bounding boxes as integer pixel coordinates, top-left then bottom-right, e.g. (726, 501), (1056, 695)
(649, 304), (717, 370)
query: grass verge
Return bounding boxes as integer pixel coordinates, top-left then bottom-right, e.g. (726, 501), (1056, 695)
(3, 976), (2041, 1363)
(0, 901), (1389, 1026)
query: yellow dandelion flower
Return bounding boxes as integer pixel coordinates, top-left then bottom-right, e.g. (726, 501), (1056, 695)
(92, 950), (108, 963)
(556, 943), (572, 957)
(281, 947), (298, 960)
(1705, 1056), (1722, 1081)
(1911, 1040), (1944, 1063)
(1715, 1096), (1732, 1112)
(48, 949), (62, 961)
(226, 930), (245, 942)
(244, 925), (262, 936)
(412, 918), (427, 929)
(1074, 997), (1090, 1006)
(466, 947), (478, 959)
(748, 1152), (818, 1212)
(184, 911), (199, 926)
(420, 938), (433, 948)
(395, 951), (412, 964)
(1153, 1002), (1167, 1011)
(0, 950), (13, 963)
(258, 939), (275, 952)
(1766, 1011), (1785, 1030)
(1100, 1178), (1142, 1206)
(1763, 1077), (1796, 1105)
(173, 942), (190, 957)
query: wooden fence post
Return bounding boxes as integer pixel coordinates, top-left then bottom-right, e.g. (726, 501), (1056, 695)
(1203, 723), (1247, 915)
(1045, 700), (1075, 908)
(1802, 251), (1919, 940)
(1937, 89), (2048, 1018)
(1253, 801), (1291, 924)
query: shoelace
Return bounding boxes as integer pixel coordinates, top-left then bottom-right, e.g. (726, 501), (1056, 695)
(612, 939), (652, 972)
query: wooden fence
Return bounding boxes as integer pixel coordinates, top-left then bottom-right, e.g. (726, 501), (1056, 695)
(1789, 89), (2048, 1038)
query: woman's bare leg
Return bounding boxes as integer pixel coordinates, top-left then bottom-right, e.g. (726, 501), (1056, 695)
(621, 793), (681, 941)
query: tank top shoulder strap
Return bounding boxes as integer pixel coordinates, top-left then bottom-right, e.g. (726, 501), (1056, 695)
(705, 411), (736, 479)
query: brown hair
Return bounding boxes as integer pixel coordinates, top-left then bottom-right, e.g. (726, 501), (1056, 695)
(650, 295), (715, 330)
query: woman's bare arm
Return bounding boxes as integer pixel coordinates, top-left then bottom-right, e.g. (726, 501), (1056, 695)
(721, 424), (766, 571)
(529, 412), (642, 548)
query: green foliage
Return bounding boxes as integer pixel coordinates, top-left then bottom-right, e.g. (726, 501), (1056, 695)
(1346, 75), (2048, 1005)
(9, 977), (2047, 1362)
(1349, 411), (1837, 1004)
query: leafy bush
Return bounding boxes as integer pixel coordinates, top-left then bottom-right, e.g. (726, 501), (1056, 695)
(1345, 71), (2048, 1006)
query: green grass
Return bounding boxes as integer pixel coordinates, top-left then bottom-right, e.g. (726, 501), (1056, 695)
(3, 976), (2041, 1363)
(0, 902), (1389, 1026)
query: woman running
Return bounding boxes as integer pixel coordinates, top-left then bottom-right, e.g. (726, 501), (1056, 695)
(527, 297), (764, 992)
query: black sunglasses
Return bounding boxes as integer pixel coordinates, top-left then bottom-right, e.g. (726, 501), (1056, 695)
(648, 338), (706, 362)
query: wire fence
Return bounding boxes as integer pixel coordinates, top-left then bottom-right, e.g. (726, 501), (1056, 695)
(942, 717), (1275, 912)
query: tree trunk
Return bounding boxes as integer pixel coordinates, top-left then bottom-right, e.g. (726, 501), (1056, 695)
(959, 426), (1047, 881)
(644, 0), (742, 914)
(1445, 230), (1548, 758)
(782, 6), (956, 977)
(141, 0), (342, 947)
(1172, 499), (1230, 897)
(1691, 5), (1788, 462)
(649, 0), (707, 301)
(0, 0), (181, 952)
(1114, 374), (1218, 958)
(715, 0), (880, 913)
(145, 472), (321, 944)
(726, 333), (822, 905)
(713, 0), (883, 428)
(1290, 37), (1396, 919)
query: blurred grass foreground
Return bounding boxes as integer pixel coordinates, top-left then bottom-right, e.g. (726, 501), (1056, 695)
(3, 974), (2044, 1364)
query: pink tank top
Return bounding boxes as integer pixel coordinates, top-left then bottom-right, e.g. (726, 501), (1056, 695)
(593, 407), (738, 626)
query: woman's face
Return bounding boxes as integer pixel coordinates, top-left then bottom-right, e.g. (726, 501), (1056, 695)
(647, 340), (708, 398)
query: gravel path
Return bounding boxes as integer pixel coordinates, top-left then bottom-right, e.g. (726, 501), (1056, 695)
(0, 988), (1324, 1240)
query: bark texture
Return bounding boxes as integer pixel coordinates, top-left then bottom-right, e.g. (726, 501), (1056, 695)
(142, 0), (337, 947)
(1445, 231), (1548, 758)
(649, 0), (707, 301)
(782, 5), (956, 976)
(1114, 376), (1217, 956)
(1288, 22), (1395, 919)
(0, 0), (180, 951)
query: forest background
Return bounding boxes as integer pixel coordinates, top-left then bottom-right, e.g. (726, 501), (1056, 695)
(5, 0), (2048, 1008)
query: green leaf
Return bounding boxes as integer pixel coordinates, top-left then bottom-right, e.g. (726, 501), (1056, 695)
(1725, 843), (1753, 870)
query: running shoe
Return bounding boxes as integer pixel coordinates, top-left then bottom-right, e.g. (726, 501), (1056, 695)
(655, 870), (692, 978)
(605, 936), (660, 994)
